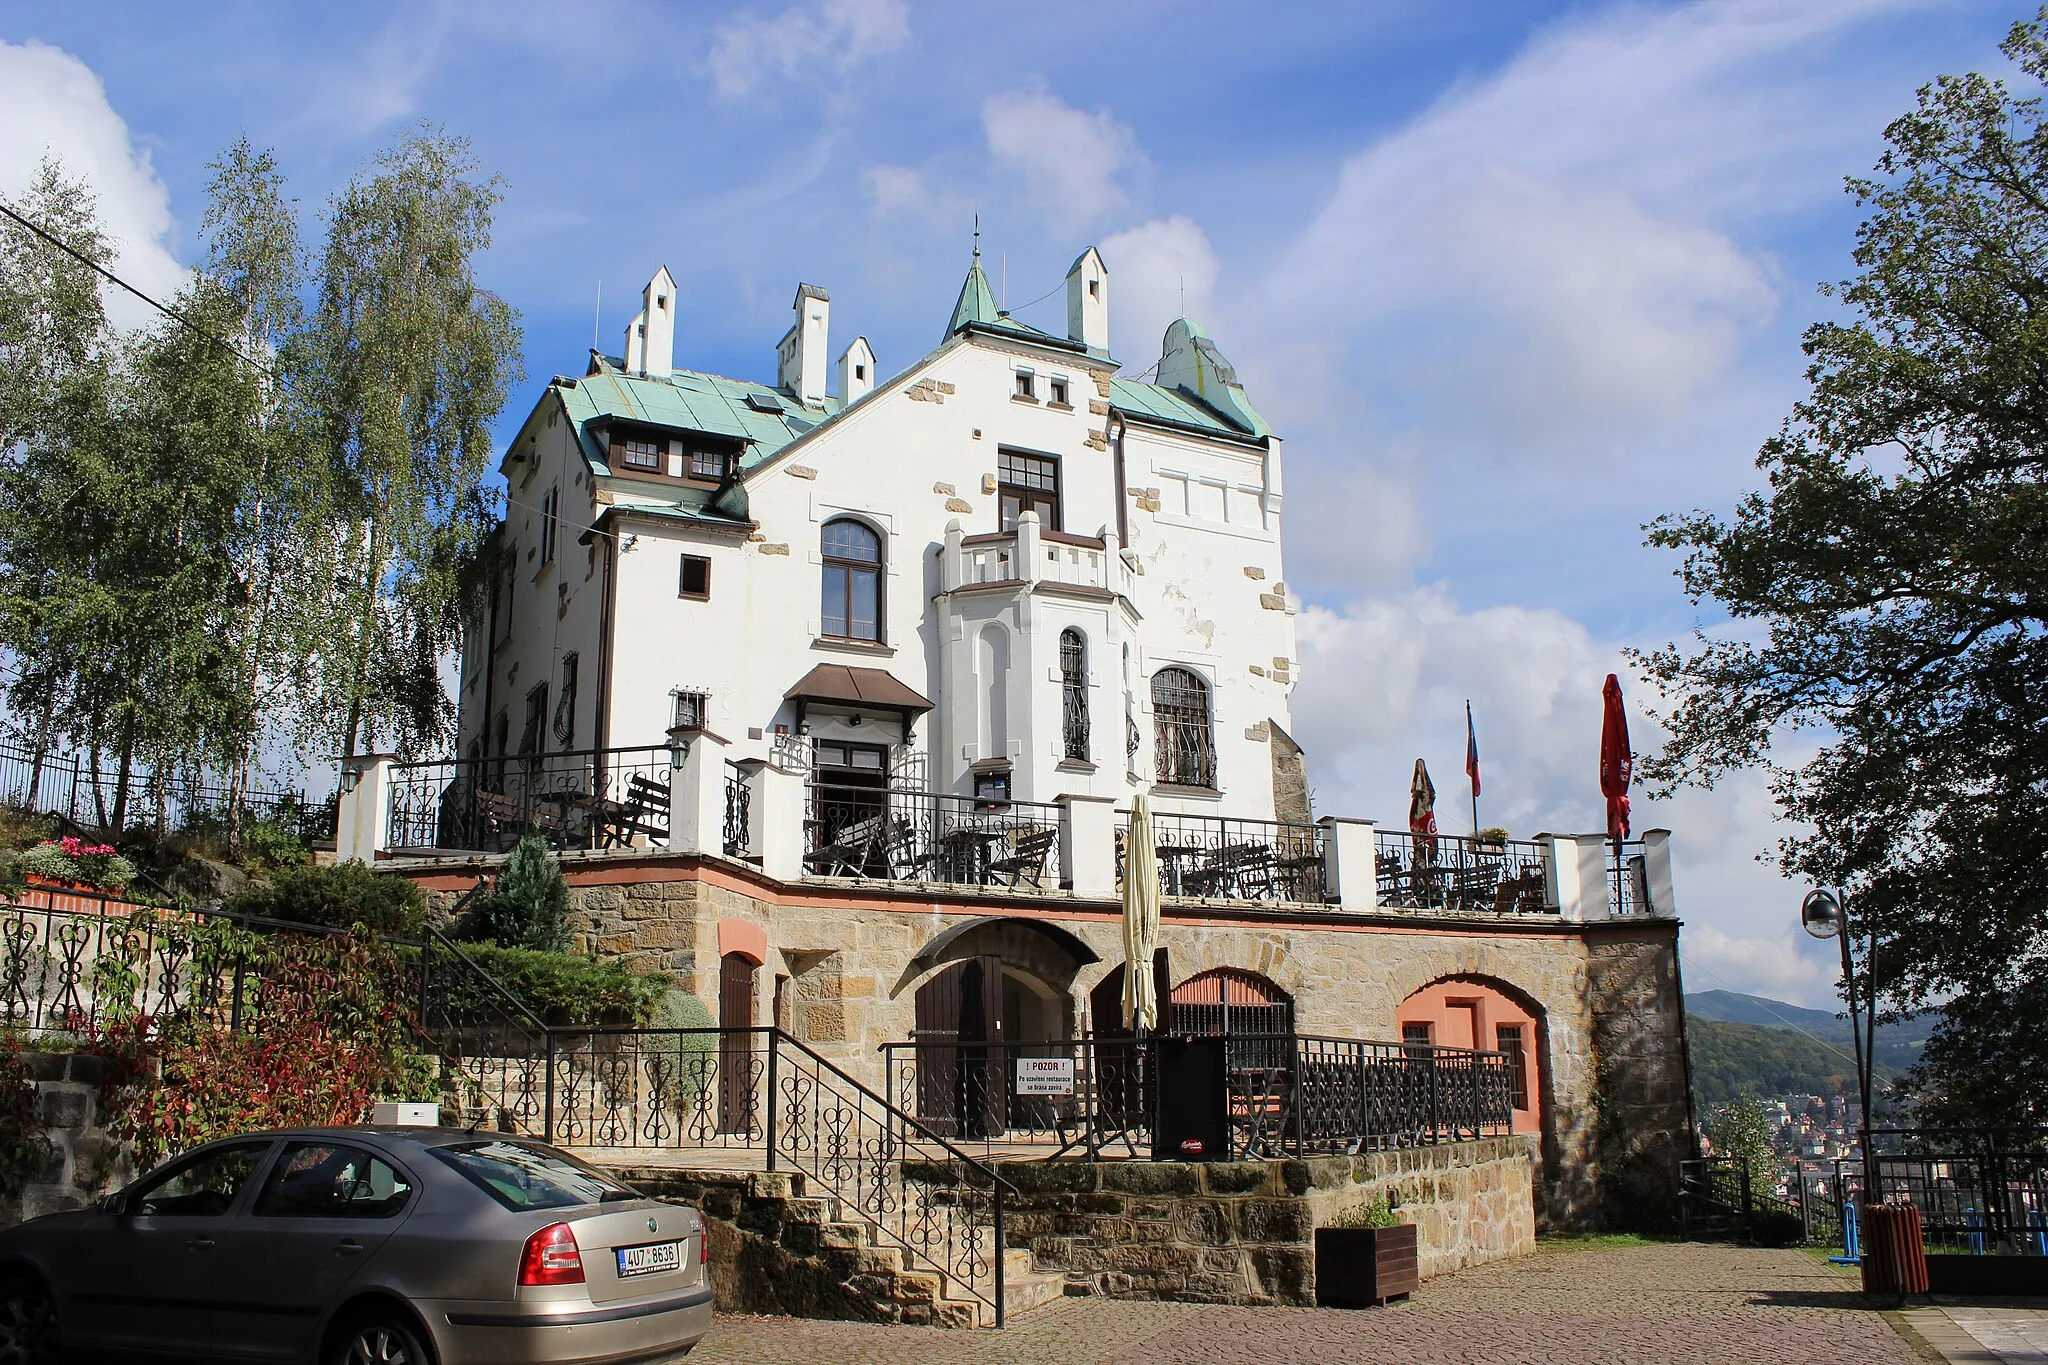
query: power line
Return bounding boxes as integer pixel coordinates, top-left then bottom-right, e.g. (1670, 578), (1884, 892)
(0, 196), (276, 380)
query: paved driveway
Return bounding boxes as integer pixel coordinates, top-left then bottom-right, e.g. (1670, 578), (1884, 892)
(691, 1241), (1926, 1365)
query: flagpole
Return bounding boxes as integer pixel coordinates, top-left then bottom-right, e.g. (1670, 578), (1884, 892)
(1466, 699), (1481, 834)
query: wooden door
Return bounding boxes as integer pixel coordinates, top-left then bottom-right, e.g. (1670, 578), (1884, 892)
(913, 956), (1006, 1138)
(718, 953), (757, 1135)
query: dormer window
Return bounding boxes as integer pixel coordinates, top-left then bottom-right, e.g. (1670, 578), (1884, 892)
(1014, 369), (1036, 400)
(615, 435), (661, 471)
(689, 449), (729, 482)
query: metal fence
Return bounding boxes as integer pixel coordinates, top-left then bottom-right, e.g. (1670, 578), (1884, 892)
(387, 746), (674, 854)
(1374, 829), (1550, 914)
(1118, 812), (1328, 905)
(806, 782), (1062, 890)
(0, 739), (312, 840)
(878, 1033), (1515, 1162)
(1867, 1130), (2048, 1256)
(1607, 843), (1651, 916)
(722, 760), (751, 861)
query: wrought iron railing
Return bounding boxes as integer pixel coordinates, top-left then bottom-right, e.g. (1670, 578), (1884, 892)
(805, 782), (1061, 890)
(499, 1026), (1014, 1324)
(1606, 842), (1650, 915)
(1116, 811), (1327, 904)
(879, 1033), (1514, 1162)
(723, 760), (751, 861)
(1374, 829), (1550, 914)
(1866, 1129), (2048, 1256)
(0, 739), (311, 838)
(386, 745), (674, 854)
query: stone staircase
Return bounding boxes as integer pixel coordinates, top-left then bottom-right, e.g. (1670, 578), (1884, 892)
(614, 1164), (1063, 1328)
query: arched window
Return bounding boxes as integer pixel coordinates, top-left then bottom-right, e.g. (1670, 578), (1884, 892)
(1170, 968), (1293, 1067)
(821, 518), (883, 641)
(1151, 666), (1215, 788)
(1060, 629), (1089, 760)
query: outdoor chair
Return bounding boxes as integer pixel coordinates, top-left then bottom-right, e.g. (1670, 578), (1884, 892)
(597, 772), (670, 848)
(805, 813), (885, 877)
(989, 826), (1059, 888)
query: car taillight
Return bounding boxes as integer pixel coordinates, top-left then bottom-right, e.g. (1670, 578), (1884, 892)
(519, 1222), (584, 1286)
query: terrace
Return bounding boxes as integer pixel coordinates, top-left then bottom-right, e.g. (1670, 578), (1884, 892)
(341, 740), (1675, 922)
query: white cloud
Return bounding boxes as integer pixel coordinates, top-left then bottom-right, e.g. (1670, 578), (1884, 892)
(1099, 215), (1217, 368)
(708, 0), (909, 102)
(0, 39), (186, 330)
(983, 89), (1142, 235)
(1291, 586), (1840, 1006)
(860, 162), (968, 227)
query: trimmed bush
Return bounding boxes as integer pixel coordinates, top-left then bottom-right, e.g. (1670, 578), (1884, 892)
(224, 860), (426, 937)
(440, 941), (664, 1027)
(461, 835), (569, 951)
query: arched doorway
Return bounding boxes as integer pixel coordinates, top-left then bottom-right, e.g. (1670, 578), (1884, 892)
(1171, 968), (1293, 1069)
(1396, 976), (1546, 1136)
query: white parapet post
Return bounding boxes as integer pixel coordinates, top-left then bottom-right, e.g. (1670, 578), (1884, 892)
(1058, 794), (1118, 898)
(335, 754), (397, 864)
(667, 732), (729, 855)
(1319, 817), (1378, 912)
(1641, 828), (1677, 917)
(750, 761), (806, 881)
(1544, 833), (1614, 921)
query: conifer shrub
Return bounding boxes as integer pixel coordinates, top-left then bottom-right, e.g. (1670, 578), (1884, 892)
(223, 860), (426, 937)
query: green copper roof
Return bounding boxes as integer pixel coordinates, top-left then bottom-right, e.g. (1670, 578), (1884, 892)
(945, 255), (1002, 338)
(1109, 377), (1268, 445)
(554, 358), (841, 477)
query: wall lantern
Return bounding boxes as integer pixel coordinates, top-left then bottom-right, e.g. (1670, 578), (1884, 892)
(665, 724), (692, 770)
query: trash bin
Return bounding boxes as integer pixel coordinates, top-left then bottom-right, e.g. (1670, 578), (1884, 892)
(1861, 1204), (1929, 1299)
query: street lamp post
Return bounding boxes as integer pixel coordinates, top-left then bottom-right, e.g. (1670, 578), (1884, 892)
(1800, 888), (1877, 1214)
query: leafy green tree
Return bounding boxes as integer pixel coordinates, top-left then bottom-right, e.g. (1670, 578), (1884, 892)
(467, 834), (571, 952)
(1707, 1099), (1775, 1188)
(1636, 13), (2048, 1128)
(294, 129), (522, 759)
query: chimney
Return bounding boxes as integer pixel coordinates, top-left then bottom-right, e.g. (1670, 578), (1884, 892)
(1066, 246), (1108, 352)
(777, 282), (830, 406)
(838, 336), (876, 404)
(624, 267), (676, 379)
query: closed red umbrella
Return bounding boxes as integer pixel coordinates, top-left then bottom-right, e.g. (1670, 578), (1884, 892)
(1408, 758), (1438, 861)
(1600, 673), (1632, 844)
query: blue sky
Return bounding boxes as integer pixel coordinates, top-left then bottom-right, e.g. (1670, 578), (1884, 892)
(0, 0), (2025, 1005)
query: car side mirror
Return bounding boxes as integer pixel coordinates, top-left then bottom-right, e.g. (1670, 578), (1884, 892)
(101, 1191), (132, 1216)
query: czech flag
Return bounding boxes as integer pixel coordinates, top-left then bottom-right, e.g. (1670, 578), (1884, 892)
(1465, 701), (1481, 798)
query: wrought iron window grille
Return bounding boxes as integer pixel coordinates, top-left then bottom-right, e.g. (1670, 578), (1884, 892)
(1060, 630), (1089, 761)
(1150, 666), (1216, 789)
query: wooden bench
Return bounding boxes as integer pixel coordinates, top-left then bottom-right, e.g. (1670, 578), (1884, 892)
(473, 789), (560, 848)
(598, 773), (670, 848)
(806, 813), (885, 877)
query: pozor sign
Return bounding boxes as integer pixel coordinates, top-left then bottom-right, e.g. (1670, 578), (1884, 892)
(1015, 1058), (1075, 1096)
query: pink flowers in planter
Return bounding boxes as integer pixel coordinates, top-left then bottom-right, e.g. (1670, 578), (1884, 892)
(15, 837), (138, 892)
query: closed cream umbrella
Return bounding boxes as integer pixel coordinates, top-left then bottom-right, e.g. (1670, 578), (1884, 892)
(1122, 793), (1160, 1032)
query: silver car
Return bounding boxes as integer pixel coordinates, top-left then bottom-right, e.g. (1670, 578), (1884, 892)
(0, 1126), (711, 1365)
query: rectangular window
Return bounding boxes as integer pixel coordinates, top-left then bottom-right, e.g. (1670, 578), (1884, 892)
(1401, 1021), (1433, 1052)
(1496, 1024), (1529, 1111)
(679, 554), (711, 600)
(673, 689), (709, 731)
(1013, 369), (1036, 399)
(998, 450), (1061, 531)
(552, 654), (578, 747)
(1049, 376), (1070, 407)
(614, 435), (662, 470)
(520, 684), (549, 757)
(815, 740), (888, 773)
(688, 449), (729, 481)
(540, 485), (560, 564)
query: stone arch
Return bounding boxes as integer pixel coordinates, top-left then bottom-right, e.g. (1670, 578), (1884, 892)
(1397, 973), (1551, 1141)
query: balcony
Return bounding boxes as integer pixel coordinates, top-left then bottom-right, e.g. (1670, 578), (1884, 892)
(940, 515), (1136, 598)
(342, 743), (1675, 924)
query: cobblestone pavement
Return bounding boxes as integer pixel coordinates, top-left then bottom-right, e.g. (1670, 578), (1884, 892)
(690, 1241), (1925, 1365)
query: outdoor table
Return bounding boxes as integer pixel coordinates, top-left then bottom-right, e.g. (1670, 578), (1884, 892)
(1155, 844), (1207, 896)
(941, 825), (1008, 885)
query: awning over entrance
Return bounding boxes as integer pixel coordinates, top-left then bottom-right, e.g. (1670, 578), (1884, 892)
(785, 664), (934, 741)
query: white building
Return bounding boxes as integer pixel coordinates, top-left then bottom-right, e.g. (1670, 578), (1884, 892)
(458, 246), (1308, 826)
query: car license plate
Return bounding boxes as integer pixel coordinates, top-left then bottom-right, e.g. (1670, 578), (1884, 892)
(615, 1240), (681, 1278)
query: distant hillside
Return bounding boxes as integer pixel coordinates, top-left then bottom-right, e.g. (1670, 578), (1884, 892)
(1686, 1016), (1894, 1107)
(1685, 989), (1931, 1073)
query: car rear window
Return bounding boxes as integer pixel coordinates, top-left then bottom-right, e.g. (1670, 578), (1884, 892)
(431, 1140), (640, 1212)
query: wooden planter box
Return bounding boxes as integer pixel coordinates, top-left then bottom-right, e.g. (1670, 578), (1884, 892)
(1314, 1223), (1419, 1308)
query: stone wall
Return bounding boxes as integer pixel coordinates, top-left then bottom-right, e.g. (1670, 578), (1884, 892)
(399, 853), (1691, 1230)
(1000, 1137), (1537, 1304)
(1, 1052), (133, 1228)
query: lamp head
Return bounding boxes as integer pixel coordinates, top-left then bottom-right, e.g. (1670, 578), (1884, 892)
(1800, 888), (1842, 940)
